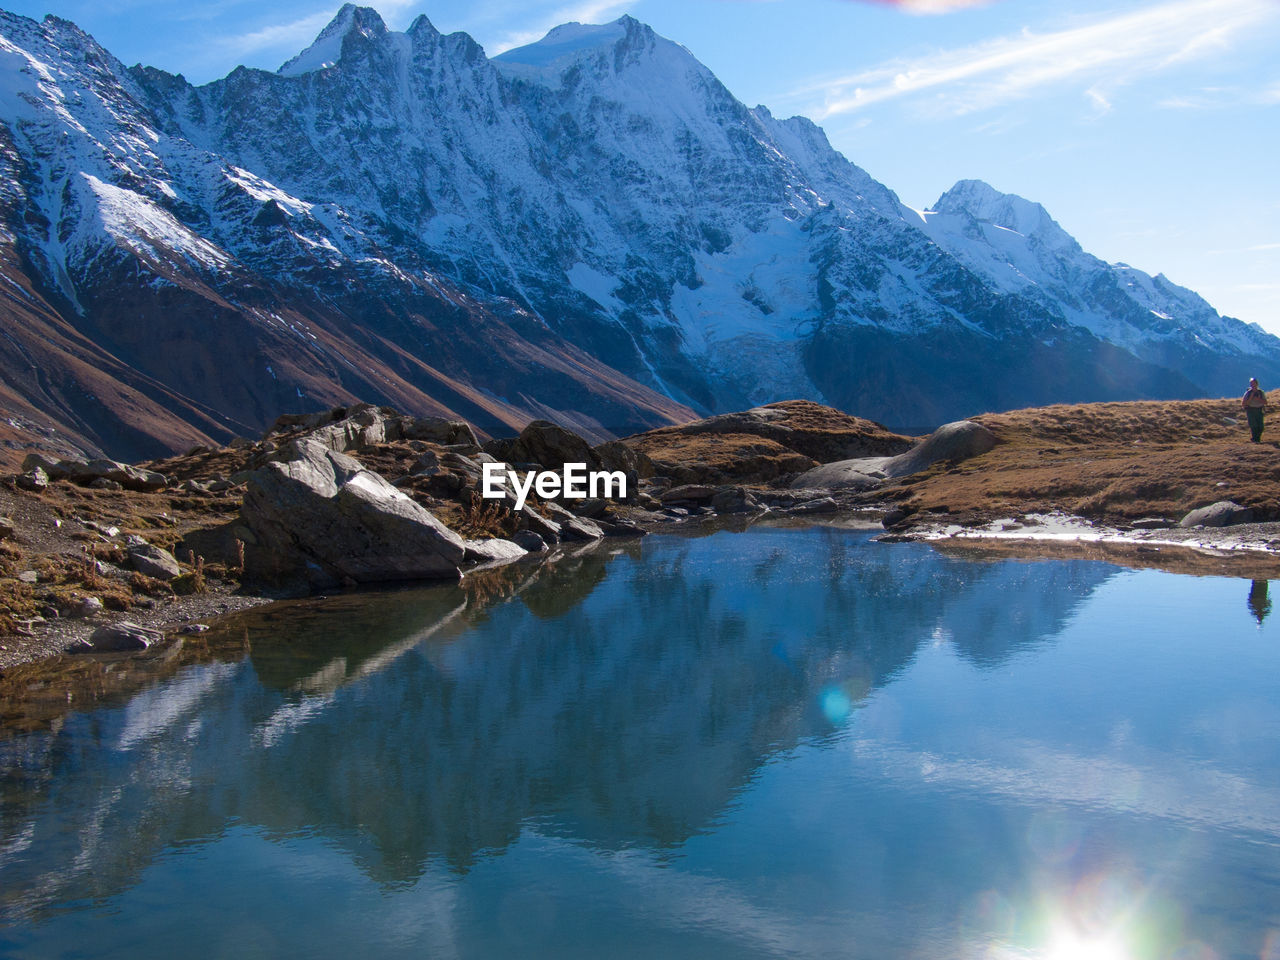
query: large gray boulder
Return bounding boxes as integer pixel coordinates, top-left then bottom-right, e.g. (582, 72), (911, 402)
(241, 438), (467, 589)
(66, 458), (168, 492)
(488, 420), (599, 471)
(792, 420), (997, 491)
(879, 420), (997, 478)
(1179, 500), (1254, 528)
(787, 461), (885, 492)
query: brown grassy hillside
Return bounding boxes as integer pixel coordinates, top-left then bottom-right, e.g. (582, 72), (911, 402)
(881, 394), (1280, 524)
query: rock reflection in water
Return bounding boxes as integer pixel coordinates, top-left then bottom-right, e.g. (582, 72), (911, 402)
(0, 530), (1117, 925)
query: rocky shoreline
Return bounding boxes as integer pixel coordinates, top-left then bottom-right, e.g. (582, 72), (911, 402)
(3, 395), (1277, 671)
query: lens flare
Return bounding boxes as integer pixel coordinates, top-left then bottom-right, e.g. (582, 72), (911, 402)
(820, 687), (853, 724)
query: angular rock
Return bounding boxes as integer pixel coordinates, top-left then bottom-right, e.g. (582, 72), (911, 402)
(710, 486), (760, 514)
(517, 506), (562, 545)
(0, 517), (14, 540)
(596, 517), (647, 537)
(570, 497), (610, 519)
(128, 544), (182, 581)
(22, 453), (79, 480)
(67, 595), (104, 618)
(543, 501), (604, 541)
(400, 416), (478, 447)
(1179, 501), (1254, 529)
(1130, 517), (1173, 530)
(461, 538), (527, 565)
(661, 484), (717, 504)
(409, 450), (442, 476)
(17, 467), (49, 492)
(512, 530), (549, 552)
(790, 497), (839, 515)
(77, 621), (164, 653)
(241, 437), (467, 588)
(881, 508), (912, 528)
(67, 458), (167, 492)
(498, 420), (599, 472)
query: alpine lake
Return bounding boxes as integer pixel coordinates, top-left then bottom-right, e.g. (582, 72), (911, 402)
(1, 522), (1278, 959)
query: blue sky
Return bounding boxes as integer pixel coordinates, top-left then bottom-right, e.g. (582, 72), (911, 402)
(5, 0), (1279, 334)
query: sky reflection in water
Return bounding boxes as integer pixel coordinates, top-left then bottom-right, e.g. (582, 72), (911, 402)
(0, 527), (1278, 959)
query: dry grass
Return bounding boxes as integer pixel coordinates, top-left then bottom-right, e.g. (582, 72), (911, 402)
(627, 433), (817, 484)
(878, 393), (1280, 525)
(456, 492), (517, 539)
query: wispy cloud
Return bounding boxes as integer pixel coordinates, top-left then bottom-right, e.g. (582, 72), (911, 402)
(854, 0), (998, 12)
(218, 8), (336, 56)
(487, 0), (637, 56)
(799, 0), (1279, 119)
(211, 0), (425, 61)
(1159, 80), (1280, 109)
(1207, 242), (1280, 255)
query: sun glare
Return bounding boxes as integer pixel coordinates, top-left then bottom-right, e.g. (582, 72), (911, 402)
(1043, 930), (1130, 960)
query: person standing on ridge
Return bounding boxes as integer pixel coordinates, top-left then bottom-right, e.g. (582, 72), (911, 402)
(1242, 377), (1268, 443)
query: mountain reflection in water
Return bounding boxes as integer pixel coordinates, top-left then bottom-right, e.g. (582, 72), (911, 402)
(1, 528), (1276, 959)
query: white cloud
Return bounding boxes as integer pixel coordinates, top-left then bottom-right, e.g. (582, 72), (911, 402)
(801, 0), (1280, 119)
(890, 0), (997, 13)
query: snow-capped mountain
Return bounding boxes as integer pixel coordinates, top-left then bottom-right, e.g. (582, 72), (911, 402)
(0, 5), (1273, 462)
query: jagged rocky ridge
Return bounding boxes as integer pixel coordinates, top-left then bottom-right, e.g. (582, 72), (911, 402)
(1, 4), (1277, 465)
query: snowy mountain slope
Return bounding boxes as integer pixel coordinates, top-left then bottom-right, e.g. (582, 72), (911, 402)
(0, 7), (693, 461)
(920, 180), (1278, 394)
(0, 3), (1274, 462)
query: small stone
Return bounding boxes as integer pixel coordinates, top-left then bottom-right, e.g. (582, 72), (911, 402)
(89, 478), (124, 491)
(128, 543), (182, 581)
(512, 529), (548, 552)
(0, 517), (15, 540)
(791, 497), (839, 515)
(179, 623), (210, 634)
(18, 570), (39, 584)
(68, 596), (104, 618)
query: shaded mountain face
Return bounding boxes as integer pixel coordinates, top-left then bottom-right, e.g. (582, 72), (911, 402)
(0, 5), (1274, 463)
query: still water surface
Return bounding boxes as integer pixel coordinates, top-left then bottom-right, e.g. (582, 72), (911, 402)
(1, 527), (1278, 959)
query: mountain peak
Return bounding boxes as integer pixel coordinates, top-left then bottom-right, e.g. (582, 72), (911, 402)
(493, 19), (628, 69)
(278, 4), (387, 77)
(932, 179), (1074, 248)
